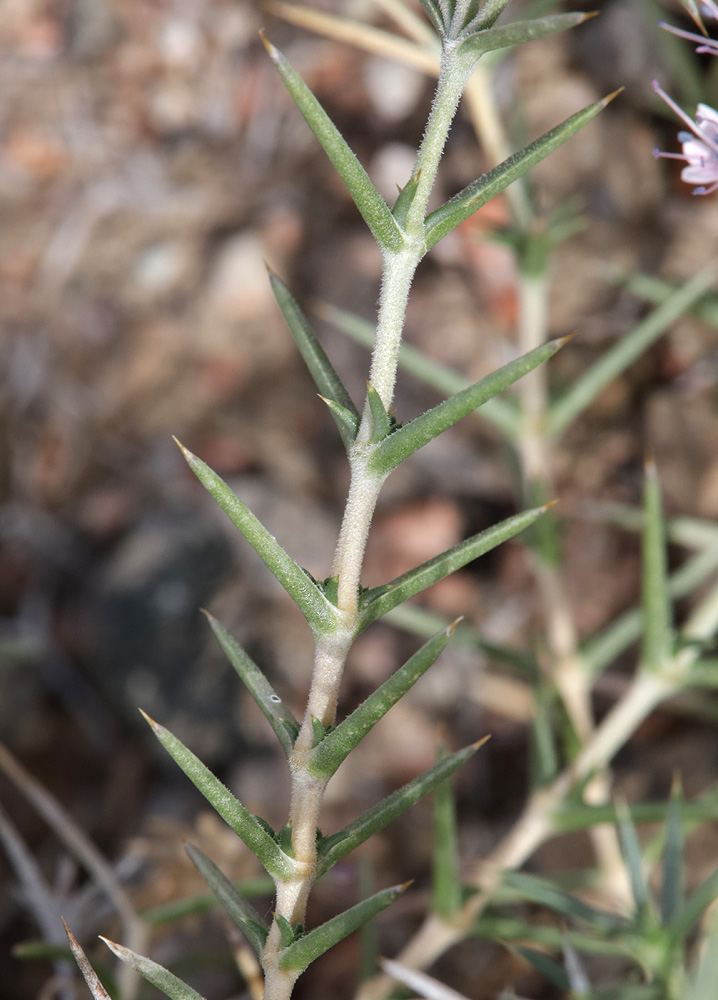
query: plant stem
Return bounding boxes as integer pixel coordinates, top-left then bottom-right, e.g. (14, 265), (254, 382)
(356, 579), (718, 1000)
(261, 41), (473, 1000)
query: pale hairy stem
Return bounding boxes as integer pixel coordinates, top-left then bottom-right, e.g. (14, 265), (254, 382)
(356, 584), (718, 1000)
(516, 267), (630, 902)
(261, 44), (474, 1000)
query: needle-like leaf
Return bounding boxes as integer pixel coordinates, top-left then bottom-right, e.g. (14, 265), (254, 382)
(262, 35), (403, 252)
(660, 779), (685, 928)
(431, 747), (462, 919)
(673, 868), (718, 939)
(63, 920), (112, 1000)
(140, 710), (294, 881)
(175, 440), (338, 635)
(309, 624), (457, 779)
(548, 268), (716, 436)
(268, 270), (360, 449)
(319, 397), (361, 449)
(641, 459), (672, 672)
(316, 302), (519, 438)
(417, 0), (447, 36)
(512, 946), (570, 991)
(392, 170), (421, 226)
(185, 843), (269, 959)
(501, 871), (620, 929)
(369, 336), (571, 476)
(470, 0), (513, 32)
(367, 381), (391, 441)
(358, 504), (551, 629)
(317, 739), (488, 876)
(278, 882), (410, 972)
(424, 93), (614, 251)
(101, 938), (207, 1000)
(319, 300), (519, 436)
(459, 12), (596, 63)
(204, 612), (299, 758)
(616, 800), (650, 915)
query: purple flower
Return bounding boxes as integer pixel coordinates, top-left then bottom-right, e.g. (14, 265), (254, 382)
(653, 80), (718, 195)
(659, 1), (718, 54)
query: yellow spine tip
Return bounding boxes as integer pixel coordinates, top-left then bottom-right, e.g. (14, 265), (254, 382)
(259, 29), (278, 59)
(172, 436), (195, 463)
(579, 10), (600, 22)
(601, 87), (625, 108)
(446, 616), (464, 636)
(543, 499), (560, 511)
(472, 734), (491, 751)
(138, 707), (161, 732)
(98, 936), (122, 956)
(557, 330), (578, 347)
(398, 879), (414, 893)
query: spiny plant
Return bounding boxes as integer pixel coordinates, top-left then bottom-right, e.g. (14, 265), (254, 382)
(57, 2), (718, 1000)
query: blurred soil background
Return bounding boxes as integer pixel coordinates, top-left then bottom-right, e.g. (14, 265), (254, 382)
(1, 0), (718, 997)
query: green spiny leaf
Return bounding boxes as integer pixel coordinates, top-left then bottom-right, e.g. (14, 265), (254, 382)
(501, 871), (621, 930)
(617, 800), (650, 915)
(279, 822), (294, 857)
(140, 876), (273, 926)
(392, 170), (421, 227)
(311, 717), (327, 747)
(583, 545), (718, 679)
(660, 779), (684, 927)
(317, 739), (487, 876)
(278, 883), (409, 972)
(319, 397), (360, 450)
(140, 710), (294, 880)
(369, 335), (571, 476)
(175, 440), (338, 635)
(309, 624), (457, 779)
(185, 843), (268, 959)
(367, 381), (391, 441)
(513, 945), (570, 991)
(358, 504), (551, 630)
(471, 0), (514, 32)
(382, 601), (536, 674)
(204, 612), (299, 758)
(275, 913), (296, 949)
(416, 0), (446, 36)
(424, 93), (614, 251)
(458, 12), (596, 64)
(268, 270), (360, 448)
(641, 459), (672, 672)
(431, 747), (462, 918)
(674, 868), (718, 939)
(687, 912), (718, 1000)
(548, 268), (716, 436)
(319, 301), (519, 437)
(261, 35), (403, 252)
(101, 938), (207, 1000)
(530, 681), (560, 788)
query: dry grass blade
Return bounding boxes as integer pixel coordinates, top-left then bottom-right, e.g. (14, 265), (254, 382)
(266, 0), (440, 74)
(379, 958), (471, 1000)
(0, 801), (64, 945)
(0, 741), (146, 1000)
(370, 0), (438, 44)
(62, 919), (112, 1000)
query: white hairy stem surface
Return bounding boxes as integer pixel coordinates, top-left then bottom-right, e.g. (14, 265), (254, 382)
(261, 44), (474, 1000)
